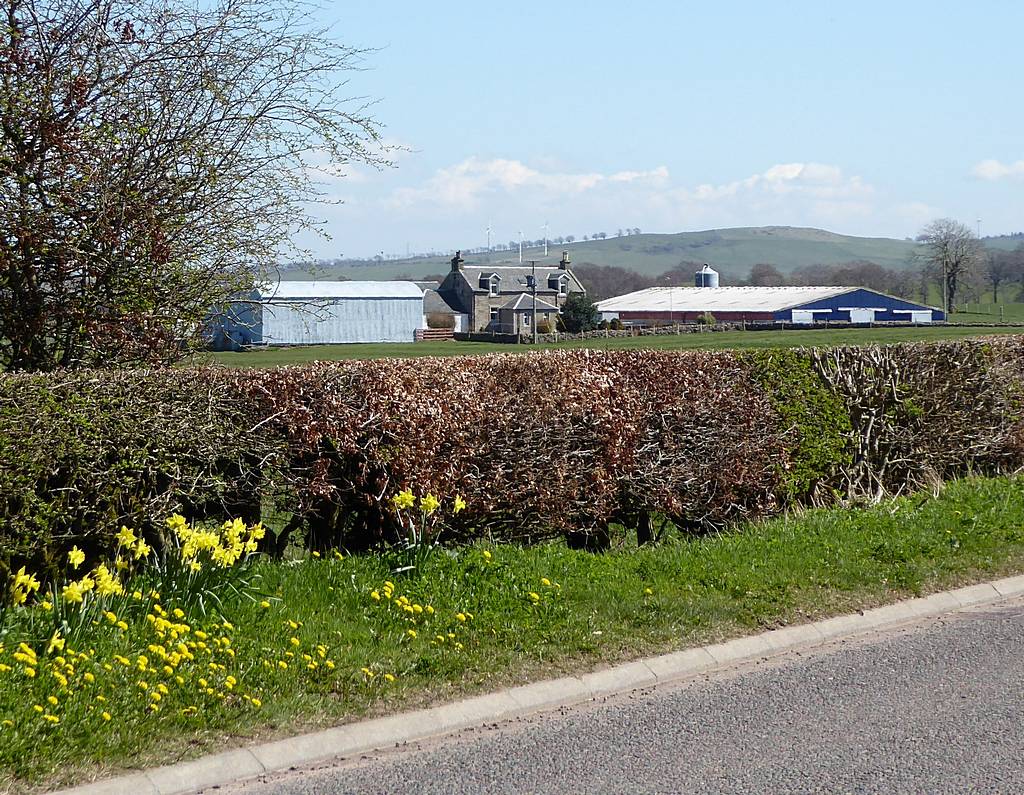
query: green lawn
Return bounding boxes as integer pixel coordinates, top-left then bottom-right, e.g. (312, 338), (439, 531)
(951, 300), (1024, 324)
(4, 474), (1024, 791)
(198, 326), (1024, 367)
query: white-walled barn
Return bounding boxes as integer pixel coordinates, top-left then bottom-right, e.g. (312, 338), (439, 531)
(208, 281), (424, 349)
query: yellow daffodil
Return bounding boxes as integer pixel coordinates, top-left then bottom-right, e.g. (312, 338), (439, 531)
(453, 495), (467, 514)
(68, 546), (85, 569)
(46, 633), (65, 654)
(420, 493), (440, 514)
(391, 489), (416, 511)
(62, 581), (85, 604)
(116, 526), (137, 547)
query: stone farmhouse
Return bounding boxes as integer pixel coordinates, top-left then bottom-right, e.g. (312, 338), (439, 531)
(436, 251), (586, 333)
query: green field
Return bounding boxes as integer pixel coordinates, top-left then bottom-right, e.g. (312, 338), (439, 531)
(200, 326), (1024, 368)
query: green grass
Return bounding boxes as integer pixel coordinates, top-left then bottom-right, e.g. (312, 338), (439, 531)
(198, 326), (1024, 367)
(5, 474), (1024, 791)
(951, 300), (1024, 324)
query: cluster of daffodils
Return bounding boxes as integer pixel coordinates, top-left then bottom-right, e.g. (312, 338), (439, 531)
(0, 590), (267, 744)
(167, 514), (265, 570)
(387, 490), (468, 574)
(389, 489), (466, 516)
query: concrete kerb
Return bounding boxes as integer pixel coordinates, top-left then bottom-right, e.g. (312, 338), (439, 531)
(57, 573), (1024, 795)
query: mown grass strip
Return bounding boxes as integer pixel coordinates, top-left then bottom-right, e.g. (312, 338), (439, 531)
(4, 474), (1024, 792)
(198, 327), (1024, 367)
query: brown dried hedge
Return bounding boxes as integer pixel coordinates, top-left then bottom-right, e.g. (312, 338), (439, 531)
(2, 337), (1023, 571)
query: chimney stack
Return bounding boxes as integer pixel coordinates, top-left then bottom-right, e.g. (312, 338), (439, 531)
(450, 250), (464, 272)
(558, 251), (570, 270)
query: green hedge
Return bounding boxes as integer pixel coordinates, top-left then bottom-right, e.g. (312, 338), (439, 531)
(2, 338), (1023, 573)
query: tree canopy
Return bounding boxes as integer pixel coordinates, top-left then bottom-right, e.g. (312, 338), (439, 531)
(559, 292), (599, 333)
(0, 0), (387, 370)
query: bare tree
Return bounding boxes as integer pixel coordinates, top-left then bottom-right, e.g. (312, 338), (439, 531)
(0, 0), (388, 371)
(748, 263), (785, 287)
(984, 249), (1024, 303)
(915, 219), (981, 315)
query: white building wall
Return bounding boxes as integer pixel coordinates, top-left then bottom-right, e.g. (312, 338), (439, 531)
(261, 297), (422, 344)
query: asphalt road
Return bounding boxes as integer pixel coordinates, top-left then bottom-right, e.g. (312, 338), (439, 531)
(226, 597), (1024, 795)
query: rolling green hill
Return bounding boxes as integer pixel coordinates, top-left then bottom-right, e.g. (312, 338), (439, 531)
(284, 226), (924, 283)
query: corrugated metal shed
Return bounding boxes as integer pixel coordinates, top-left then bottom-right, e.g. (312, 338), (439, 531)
(209, 281), (425, 349)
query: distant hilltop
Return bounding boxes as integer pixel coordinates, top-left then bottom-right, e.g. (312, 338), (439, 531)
(284, 225), (1022, 284)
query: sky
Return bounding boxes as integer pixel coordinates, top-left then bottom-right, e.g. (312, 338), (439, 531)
(299, 0), (1024, 259)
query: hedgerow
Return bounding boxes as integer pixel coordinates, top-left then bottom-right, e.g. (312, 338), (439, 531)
(2, 337), (1024, 571)
(0, 371), (283, 576)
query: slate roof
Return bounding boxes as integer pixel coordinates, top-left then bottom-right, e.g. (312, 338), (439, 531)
(499, 294), (561, 312)
(423, 288), (463, 315)
(459, 266), (584, 293)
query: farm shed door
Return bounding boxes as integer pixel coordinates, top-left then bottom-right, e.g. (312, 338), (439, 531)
(791, 310), (816, 324)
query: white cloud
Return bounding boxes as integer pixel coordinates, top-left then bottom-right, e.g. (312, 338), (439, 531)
(387, 157), (670, 210)
(972, 159), (1024, 180)
(389, 158), (873, 214)
(314, 155), (939, 255)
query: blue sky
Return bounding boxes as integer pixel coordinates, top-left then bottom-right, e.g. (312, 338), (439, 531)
(303, 0), (1024, 258)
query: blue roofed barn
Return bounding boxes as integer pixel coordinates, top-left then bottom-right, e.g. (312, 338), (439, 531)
(596, 285), (943, 326)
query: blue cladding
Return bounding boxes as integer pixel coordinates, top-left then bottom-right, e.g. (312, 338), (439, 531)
(774, 289), (945, 322)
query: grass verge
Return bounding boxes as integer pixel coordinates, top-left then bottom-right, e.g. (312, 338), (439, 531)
(4, 474), (1024, 791)
(198, 327), (1024, 367)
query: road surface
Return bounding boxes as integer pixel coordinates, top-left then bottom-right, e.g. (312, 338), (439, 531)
(225, 597), (1024, 794)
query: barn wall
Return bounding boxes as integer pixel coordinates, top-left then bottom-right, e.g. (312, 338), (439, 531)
(261, 297), (422, 344)
(775, 289), (944, 322)
(207, 294), (261, 350)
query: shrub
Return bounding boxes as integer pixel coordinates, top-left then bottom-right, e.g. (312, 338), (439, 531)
(695, 312), (716, 325)
(0, 370), (283, 575)
(559, 293), (599, 333)
(425, 313), (455, 330)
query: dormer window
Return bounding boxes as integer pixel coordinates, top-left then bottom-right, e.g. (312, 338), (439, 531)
(548, 274), (569, 295)
(478, 273), (500, 296)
